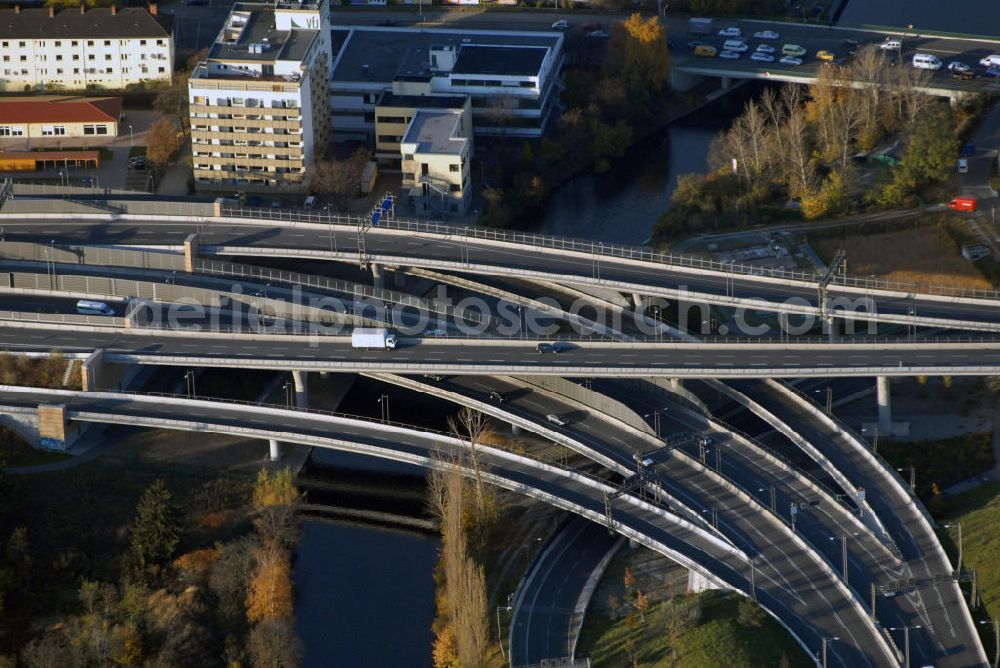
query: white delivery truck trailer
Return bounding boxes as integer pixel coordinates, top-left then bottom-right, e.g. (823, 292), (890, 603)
(351, 328), (397, 350)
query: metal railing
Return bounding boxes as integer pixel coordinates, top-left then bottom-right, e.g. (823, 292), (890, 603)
(212, 204), (1000, 301)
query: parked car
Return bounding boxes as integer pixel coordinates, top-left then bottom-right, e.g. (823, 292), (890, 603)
(755, 43), (776, 54)
(718, 26), (741, 37)
(816, 49), (836, 61)
(961, 143), (976, 157)
(753, 29), (779, 40)
(719, 50), (741, 60)
(988, 66), (1000, 77)
(687, 40), (705, 51)
(128, 156), (147, 169)
(723, 39), (749, 53)
(948, 61), (972, 73)
(779, 55), (804, 66)
(581, 21), (601, 31)
(782, 43), (806, 57)
(880, 38), (901, 50)
(979, 54), (1000, 68)
(751, 52), (775, 63)
(958, 158), (969, 174)
(551, 19), (569, 30)
(587, 29), (609, 38)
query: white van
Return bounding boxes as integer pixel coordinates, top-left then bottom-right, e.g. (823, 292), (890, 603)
(76, 300), (114, 316)
(303, 195), (317, 210)
(723, 39), (749, 53)
(912, 53), (942, 70)
(782, 44), (806, 57)
(979, 54), (1000, 68)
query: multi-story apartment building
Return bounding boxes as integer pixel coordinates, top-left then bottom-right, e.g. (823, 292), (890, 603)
(329, 27), (563, 142)
(399, 108), (472, 216)
(0, 5), (173, 92)
(188, 0), (331, 194)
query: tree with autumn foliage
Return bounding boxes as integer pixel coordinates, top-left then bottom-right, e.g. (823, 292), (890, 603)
(245, 543), (294, 623)
(608, 14), (670, 112)
(145, 118), (184, 173)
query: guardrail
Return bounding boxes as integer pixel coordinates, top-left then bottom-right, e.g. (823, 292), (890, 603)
(209, 204), (1000, 301)
(0, 242), (490, 326)
(7, 194), (1000, 301)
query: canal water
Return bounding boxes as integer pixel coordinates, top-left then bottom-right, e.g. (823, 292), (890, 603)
(293, 85), (768, 666)
(528, 82), (772, 245)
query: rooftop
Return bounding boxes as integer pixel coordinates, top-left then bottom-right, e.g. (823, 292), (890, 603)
(208, 6), (317, 64)
(403, 109), (466, 155)
(330, 26), (560, 84)
(0, 96), (122, 125)
(378, 92), (467, 110)
(452, 45), (547, 77)
(0, 6), (171, 40)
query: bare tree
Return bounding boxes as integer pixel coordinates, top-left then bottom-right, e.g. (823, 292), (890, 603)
(447, 407), (490, 517)
(781, 105), (815, 198)
(850, 45), (888, 142)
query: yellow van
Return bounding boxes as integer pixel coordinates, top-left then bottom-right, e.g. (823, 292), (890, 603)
(782, 43), (806, 57)
(694, 44), (718, 58)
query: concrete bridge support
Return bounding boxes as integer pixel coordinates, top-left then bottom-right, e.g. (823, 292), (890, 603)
(632, 294), (645, 312)
(876, 376), (891, 431)
(292, 370), (309, 409)
(687, 569), (725, 593)
(371, 263), (385, 290)
(269, 438), (282, 462)
(720, 76), (733, 90)
(183, 234), (199, 273)
(80, 349), (141, 392)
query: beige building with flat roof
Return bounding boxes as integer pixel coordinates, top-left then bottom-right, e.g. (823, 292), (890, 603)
(400, 108), (472, 216)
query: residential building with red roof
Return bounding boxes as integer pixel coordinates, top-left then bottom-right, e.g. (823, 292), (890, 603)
(0, 96), (121, 139)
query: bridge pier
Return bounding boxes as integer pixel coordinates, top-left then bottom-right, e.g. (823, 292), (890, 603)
(824, 317), (839, 342)
(511, 423), (522, 435)
(292, 370), (309, 409)
(720, 76), (733, 90)
(80, 349), (137, 392)
(268, 438), (282, 462)
(371, 263), (385, 291)
(876, 376), (891, 431)
(687, 569), (724, 593)
(183, 234), (199, 273)
(632, 294), (645, 312)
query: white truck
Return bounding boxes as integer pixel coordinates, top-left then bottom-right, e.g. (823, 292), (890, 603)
(351, 327), (397, 350)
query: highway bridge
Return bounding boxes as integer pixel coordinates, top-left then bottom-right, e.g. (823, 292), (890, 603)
(3, 214), (1000, 333)
(0, 385), (901, 668)
(0, 196), (992, 666)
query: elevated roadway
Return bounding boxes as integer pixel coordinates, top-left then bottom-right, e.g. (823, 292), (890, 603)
(0, 385), (898, 667)
(4, 322), (1000, 377)
(4, 215), (1000, 332)
(371, 372), (979, 667)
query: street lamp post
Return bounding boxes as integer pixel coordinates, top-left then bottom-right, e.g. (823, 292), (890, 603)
(758, 485), (777, 514)
(943, 522), (963, 573)
(283, 380), (292, 409)
(378, 393), (390, 422)
(496, 597), (513, 661)
(185, 369), (196, 399)
(821, 636), (839, 668)
(888, 626), (921, 668)
(980, 620), (1000, 668)
(862, 424), (879, 455)
(643, 407), (668, 439)
(128, 124), (134, 149)
(897, 466), (916, 493)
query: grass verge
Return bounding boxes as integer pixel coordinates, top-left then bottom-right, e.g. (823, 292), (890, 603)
(812, 222), (993, 291)
(577, 590), (811, 668)
(878, 432), (995, 500)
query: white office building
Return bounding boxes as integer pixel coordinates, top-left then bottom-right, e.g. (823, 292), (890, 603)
(188, 0), (332, 193)
(329, 27), (564, 141)
(0, 4), (173, 92)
